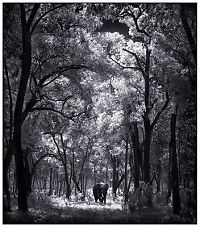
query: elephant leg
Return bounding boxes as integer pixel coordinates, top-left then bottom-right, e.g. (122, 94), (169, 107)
(94, 194), (98, 202)
(103, 195), (107, 204)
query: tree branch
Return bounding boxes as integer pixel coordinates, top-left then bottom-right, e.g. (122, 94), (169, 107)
(43, 94), (74, 103)
(122, 48), (145, 75)
(127, 5), (150, 37)
(30, 107), (75, 121)
(42, 72), (62, 88)
(31, 55), (60, 79)
(51, 134), (65, 166)
(39, 64), (89, 88)
(151, 92), (171, 129)
(31, 4), (65, 34)
(30, 106), (86, 122)
(27, 3), (40, 30)
(30, 152), (58, 178)
(22, 95), (38, 122)
(149, 97), (159, 111)
(109, 55), (141, 71)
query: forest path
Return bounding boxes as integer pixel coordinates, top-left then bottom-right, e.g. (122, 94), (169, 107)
(4, 201), (182, 224)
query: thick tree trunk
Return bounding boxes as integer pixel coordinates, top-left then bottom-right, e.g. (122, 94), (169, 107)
(13, 131), (28, 211)
(170, 113), (180, 215)
(130, 123), (141, 189)
(13, 8), (31, 211)
(13, 4), (40, 211)
(143, 47), (152, 184)
(143, 118), (152, 183)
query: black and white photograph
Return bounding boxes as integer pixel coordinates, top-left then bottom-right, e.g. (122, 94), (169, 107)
(3, 2), (197, 224)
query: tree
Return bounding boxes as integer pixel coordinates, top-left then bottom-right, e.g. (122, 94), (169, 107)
(12, 4), (40, 211)
(169, 111), (180, 214)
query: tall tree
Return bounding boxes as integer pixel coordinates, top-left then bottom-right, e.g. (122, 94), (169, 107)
(13, 4), (40, 211)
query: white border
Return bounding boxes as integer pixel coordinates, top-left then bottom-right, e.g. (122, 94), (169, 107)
(0, 1), (198, 227)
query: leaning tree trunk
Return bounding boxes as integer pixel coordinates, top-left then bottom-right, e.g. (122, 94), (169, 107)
(170, 113), (180, 215)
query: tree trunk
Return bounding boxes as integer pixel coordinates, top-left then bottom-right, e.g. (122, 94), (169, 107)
(3, 147), (13, 212)
(106, 166), (108, 184)
(170, 113), (180, 215)
(180, 4), (197, 66)
(59, 179), (63, 197)
(124, 137), (128, 202)
(56, 172), (59, 195)
(3, 59), (14, 212)
(24, 155), (32, 195)
(93, 165), (96, 184)
(156, 160), (161, 192)
(143, 118), (152, 183)
(48, 168), (53, 196)
(142, 47), (152, 184)
(167, 140), (172, 203)
(111, 155), (119, 197)
(130, 123), (141, 189)
(4, 172), (12, 212)
(64, 167), (71, 199)
(84, 176), (88, 196)
(13, 4), (40, 211)
(43, 174), (47, 190)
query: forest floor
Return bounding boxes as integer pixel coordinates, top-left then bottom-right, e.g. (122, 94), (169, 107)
(3, 194), (185, 224)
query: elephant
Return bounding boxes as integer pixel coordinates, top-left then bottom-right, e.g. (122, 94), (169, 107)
(93, 183), (109, 204)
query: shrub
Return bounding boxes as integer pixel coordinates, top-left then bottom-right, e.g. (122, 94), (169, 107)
(128, 181), (153, 212)
(153, 191), (169, 207)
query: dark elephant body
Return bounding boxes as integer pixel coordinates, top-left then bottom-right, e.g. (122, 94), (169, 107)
(93, 183), (109, 204)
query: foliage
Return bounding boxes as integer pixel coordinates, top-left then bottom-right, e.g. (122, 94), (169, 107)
(128, 181), (153, 212)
